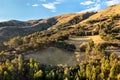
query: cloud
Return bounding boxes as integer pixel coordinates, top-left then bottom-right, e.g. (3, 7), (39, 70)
(32, 4), (39, 7)
(42, 0), (61, 12)
(81, 3), (101, 12)
(80, 1), (94, 5)
(42, 3), (56, 12)
(106, 0), (120, 6)
(42, 3), (57, 12)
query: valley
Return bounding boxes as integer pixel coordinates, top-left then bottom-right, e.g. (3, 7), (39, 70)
(0, 4), (120, 80)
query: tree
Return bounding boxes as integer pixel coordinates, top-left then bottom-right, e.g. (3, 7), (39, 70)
(86, 63), (93, 80)
(78, 64), (85, 79)
(18, 54), (23, 71)
(108, 64), (116, 80)
(0, 66), (3, 79)
(4, 36), (23, 48)
(64, 77), (69, 80)
(64, 68), (70, 78)
(3, 71), (10, 80)
(23, 36), (30, 44)
(34, 70), (43, 80)
(92, 66), (97, 80)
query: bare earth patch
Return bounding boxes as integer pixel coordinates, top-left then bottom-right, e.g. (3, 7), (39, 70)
(67, 35), (105, 45)
(25, 47), (78, 65)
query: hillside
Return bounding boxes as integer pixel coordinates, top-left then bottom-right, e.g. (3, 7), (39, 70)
(0, 4), (120, 58)
(0, 4), (120, 64)
(0, 12), (95, 42)
(0, 3), (120, 80)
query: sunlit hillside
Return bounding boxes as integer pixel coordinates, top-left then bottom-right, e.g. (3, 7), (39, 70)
(0, 4), (120, 80)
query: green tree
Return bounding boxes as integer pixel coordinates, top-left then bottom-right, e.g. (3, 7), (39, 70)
(64, 77), (69, 80)
(86, 63), (93, 80)
(92, 66), (97, 80)
(34, 70), (43, 80)
(3, 71), (10, 80)
(78, 64), (85, 79)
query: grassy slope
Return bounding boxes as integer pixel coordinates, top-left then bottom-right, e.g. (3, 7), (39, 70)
(0, 12), (95, 42)
(88, 35), (106, 44)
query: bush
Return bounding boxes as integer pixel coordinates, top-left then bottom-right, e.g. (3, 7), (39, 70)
(55, 41), (76, 52)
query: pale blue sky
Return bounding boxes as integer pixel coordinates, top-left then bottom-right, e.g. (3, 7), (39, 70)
(0, 0), (120, 21)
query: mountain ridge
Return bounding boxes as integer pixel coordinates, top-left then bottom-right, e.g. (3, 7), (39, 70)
(0, 12), (96, 42)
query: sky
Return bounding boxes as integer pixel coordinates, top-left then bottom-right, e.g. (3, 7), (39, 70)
(0, 0), (120, 21)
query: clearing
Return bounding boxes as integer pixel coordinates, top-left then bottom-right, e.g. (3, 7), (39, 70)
(65, 35), (105, 51)
(25, 47), (78, 65)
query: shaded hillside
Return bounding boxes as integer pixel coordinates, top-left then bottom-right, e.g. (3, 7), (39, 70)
(0, 20), (30, 27)
(0, 18), (57, 42)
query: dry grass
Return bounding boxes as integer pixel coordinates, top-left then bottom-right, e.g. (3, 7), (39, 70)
(80, 4), (120, 25)
(88, 35), (106, 44)
(25, 47), (78, 65)
(54, 12), (90, 23)
(84, 4), (120, 21)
